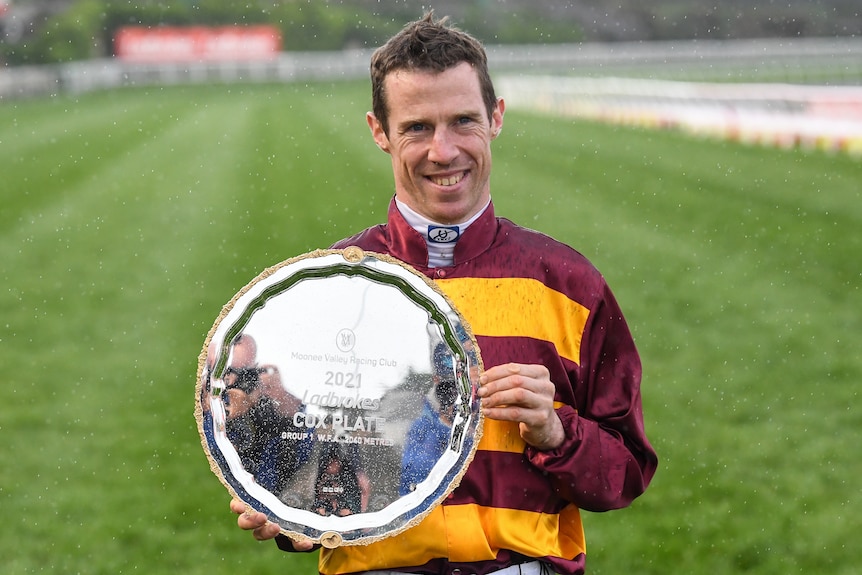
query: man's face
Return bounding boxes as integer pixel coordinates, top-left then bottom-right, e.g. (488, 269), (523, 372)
(367, 62), (504, 225)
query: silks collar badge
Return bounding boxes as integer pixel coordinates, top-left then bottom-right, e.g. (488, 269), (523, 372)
(427, 225), (460, 244)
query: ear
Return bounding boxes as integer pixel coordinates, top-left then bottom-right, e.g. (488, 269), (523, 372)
(491, 97), (505, 139)
(367, 112), (391, 153)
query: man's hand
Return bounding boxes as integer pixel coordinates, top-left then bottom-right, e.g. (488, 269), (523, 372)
(229, 498), (315, 551)
(478, 363), (565, 450)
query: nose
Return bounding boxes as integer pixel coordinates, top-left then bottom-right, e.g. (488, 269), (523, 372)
(428, 127), (459, 166)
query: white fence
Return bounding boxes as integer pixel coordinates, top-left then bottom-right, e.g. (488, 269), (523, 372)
(2, 37), (861, 100)
(0, 49), (376, 98)
(498, 75), (862, 155)
(3, 37), (861, 155)
(489, 37), (862, 83)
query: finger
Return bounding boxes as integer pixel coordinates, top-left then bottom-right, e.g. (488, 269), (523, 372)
(229, 498), (248, 515)
(233, 500), (269, 531)
(480, 373), (550, 409)
(478, 364), (522, 398)
(483, 362), (549, 379)
(481, 385), (534, 409)
(481, 403), (527, 423)
(479, 363), (549, 394)
(292, 538), (316, 551)
(480, 383), (555, 424)
(237, 510), (267, 530)
(479, 362), (523, 386)
(252, 521), (281, 541)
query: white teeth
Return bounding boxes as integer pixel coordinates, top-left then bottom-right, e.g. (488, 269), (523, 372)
(432, 173), (463, 186)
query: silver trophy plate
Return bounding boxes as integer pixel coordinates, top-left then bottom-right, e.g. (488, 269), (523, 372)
(196, 247), (483, 548)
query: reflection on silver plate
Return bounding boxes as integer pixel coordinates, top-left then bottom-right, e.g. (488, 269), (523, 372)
(195, 248), (483, 548)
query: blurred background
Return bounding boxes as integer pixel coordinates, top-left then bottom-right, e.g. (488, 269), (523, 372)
(1, 1), (860, 574)
(3, 1), (862, 152)
(2, 0), (862, 63)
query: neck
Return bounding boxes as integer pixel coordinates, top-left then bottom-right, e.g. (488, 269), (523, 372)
(395, 199), (490, 268)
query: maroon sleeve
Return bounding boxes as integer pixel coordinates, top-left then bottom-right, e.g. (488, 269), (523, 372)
(525, 281), (658, 512)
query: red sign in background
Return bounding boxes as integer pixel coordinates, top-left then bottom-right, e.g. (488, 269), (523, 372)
(115, 26), (282, 62)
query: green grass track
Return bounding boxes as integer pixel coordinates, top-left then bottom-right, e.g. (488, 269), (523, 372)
(1, 82), (860, 574)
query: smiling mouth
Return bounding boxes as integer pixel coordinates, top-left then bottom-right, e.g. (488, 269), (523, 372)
(430, 171), (466, 187)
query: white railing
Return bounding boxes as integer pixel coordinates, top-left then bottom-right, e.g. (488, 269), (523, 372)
(2, 37), (861, 101)
(497, 75), (862, 155)
(487, 37), (862, 83)
(0, 49), (377, 97)
(3, 38), (861, 155)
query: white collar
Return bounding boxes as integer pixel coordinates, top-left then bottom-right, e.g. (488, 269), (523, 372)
(395, 198), (491, 268)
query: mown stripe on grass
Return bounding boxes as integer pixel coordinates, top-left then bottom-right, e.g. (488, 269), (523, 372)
(2, 83), (860, 575)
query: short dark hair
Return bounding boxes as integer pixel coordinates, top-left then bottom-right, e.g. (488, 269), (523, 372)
(370, 11), (497, 135)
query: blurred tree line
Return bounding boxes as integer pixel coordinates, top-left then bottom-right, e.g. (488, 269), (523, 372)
(2, 0), (860, 66)
(1, 0), (587, 65)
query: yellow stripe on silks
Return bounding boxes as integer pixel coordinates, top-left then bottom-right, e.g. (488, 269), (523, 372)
(438, 276), (586, 455)
(319, 507), (450, 574)
(318, 504), (586, 575)
(444, 504), (586, 561)
(476, 403), (567, 453)
(436, 278), (590, 365)
(478, 419), (524, 453)
(319, 505), (586, 574)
